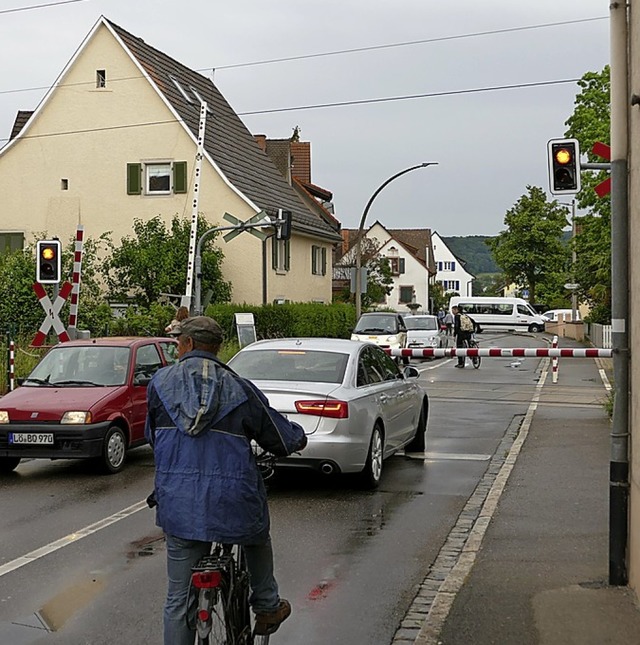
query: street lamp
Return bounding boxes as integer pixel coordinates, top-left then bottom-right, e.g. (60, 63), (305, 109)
(354, 162), (438, 319)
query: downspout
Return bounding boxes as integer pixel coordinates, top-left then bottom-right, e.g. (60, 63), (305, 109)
(609, 0), (630, 586)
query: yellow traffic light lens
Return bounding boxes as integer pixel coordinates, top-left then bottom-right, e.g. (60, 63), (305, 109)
(42, 247), (55, 260)
(555, 148), (572, 165)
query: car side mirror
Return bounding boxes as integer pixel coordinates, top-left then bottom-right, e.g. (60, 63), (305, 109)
(403, 366), (420, 379)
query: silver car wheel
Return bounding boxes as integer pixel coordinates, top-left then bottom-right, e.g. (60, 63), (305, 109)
(100, 426), (127, 474)
(370, 428), (383, 481)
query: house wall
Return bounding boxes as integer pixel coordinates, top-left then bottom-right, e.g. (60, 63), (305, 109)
(431, 232), (474, 296)
(0, 23), (331, 305)
(367, 223), (430, 313)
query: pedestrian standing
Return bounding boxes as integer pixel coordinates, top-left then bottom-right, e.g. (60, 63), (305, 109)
(165, 306), (189, 334)
(443, 310), (454, 335)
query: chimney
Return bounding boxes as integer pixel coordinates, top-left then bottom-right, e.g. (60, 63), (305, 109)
(254, 134), (267, 151)
(290, 141), (311, 183)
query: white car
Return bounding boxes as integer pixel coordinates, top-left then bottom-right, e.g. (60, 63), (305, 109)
(403, 315), (447, 357)
(227, 338), (428, 488)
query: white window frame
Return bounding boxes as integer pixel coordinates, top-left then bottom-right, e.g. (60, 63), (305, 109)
(145, 162), (172, 195)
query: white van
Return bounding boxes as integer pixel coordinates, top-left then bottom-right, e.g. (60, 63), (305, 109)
(449, 296), (546, 333)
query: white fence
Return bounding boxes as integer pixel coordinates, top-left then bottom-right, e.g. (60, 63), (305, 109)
(586, 322), (612, 349)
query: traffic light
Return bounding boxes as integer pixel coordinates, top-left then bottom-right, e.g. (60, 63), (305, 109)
(276, 209), (292, 240)
(36, 240), (62, 284)
(547, 138), (581, 194)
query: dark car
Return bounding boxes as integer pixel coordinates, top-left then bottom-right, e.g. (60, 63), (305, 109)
(0, 337), (177, 475)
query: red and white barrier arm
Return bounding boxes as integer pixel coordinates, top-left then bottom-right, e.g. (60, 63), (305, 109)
(385, 347), (613, 359)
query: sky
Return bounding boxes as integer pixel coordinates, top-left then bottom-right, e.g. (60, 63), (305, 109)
(0, 0), (610, 237)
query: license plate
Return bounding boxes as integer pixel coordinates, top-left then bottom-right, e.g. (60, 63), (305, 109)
(9, 432), (54, 445)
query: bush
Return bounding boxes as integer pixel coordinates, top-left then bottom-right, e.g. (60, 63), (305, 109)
(205, 302), (357, 343)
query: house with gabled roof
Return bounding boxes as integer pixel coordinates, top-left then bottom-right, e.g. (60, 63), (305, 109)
(337, 222), (437, 313)
(0, 17), (341, 305)
(430, 231), (475, 296)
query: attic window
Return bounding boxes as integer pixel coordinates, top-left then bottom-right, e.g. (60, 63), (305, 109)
(96, 69), (106, 88)
(169, 75), (193, 103)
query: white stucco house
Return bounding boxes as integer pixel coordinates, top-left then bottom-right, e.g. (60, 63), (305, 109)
(430, 231), (475, 296)
(0, 17), (341, 306)
(336, 222), (437, 313)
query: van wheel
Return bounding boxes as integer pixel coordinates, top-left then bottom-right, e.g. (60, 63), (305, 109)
(529, 323), (543, 333)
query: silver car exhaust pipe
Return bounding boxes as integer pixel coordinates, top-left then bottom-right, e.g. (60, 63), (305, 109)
(320, 462), (336, 475)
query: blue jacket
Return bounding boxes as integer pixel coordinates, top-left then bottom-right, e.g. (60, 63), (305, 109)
(145, 349), (305, 544)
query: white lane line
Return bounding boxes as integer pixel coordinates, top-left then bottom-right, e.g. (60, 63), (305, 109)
(0, 500), (148, 578)
(414, 358), (550, 645)
(406, 452), (492, 461)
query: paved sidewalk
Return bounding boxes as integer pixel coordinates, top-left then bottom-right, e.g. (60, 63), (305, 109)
(402, 338), (640, 644)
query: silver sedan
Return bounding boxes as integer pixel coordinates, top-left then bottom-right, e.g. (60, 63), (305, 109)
(227, 338), (428, 488)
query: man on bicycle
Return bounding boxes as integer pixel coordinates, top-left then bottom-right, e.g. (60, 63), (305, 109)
(452, 305), (475, 368)
(145, 316), (307, 645)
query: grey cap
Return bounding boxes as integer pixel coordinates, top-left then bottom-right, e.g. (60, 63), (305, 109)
(168, 316), (223, 345)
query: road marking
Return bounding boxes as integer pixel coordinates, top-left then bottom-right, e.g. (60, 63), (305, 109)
(0, 500), (147, 579)
(406, 452), (492, 461)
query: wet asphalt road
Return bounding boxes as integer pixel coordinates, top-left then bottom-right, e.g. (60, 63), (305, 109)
(0, 333), (545, 645)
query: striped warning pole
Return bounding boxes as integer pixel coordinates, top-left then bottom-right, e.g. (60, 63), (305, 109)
(67, 225), (84, 340)
(8, 338), (15, 391)
(551, 335), (559, 383)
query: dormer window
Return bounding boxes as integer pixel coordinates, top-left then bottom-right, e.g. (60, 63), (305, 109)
(169, 75), (193, 103)
(96, 69), (106, 88)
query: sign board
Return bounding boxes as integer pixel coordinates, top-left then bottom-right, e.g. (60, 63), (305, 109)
(235, 313), (257, 348)
(564, 283), (579, 290)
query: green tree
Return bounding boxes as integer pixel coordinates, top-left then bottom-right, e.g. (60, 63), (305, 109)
(104, 215), (232, 307)
(564, 66), (611, 321)
(488, 186), (569, 304)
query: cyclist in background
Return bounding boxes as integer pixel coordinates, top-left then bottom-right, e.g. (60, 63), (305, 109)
(145, 316), (307, 645)
(452, 305), (475, 368)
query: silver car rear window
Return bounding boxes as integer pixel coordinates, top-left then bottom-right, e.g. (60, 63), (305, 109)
(230, 349), (349, 383)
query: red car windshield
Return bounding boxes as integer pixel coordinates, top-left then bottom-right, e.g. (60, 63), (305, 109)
(26, 346), (131, 387)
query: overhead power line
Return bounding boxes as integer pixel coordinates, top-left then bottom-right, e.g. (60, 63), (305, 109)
(215, 16), (607, 70)
(0, 0), (87, 15)
(0, 16), (607, 97)
(0, 77), (582, 144)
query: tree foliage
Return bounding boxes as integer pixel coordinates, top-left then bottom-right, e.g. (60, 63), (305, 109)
(564, 66), (611, 321)
(488, 186), (569, 304)
(103, 215), (232, 307)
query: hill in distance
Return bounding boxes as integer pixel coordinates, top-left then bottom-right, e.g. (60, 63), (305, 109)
(441, 235), (499, 275)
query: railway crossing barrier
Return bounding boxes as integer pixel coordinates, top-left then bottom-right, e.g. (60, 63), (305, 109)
(385, 347), (613, 359)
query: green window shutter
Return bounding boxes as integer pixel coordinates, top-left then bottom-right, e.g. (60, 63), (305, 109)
(311, 245), (317, 274)
(321, 247), (327, 276)
(272, 238), (278, 269)
(127, 163), (142, 195)
(399, 258), (406, 274)
(173, 161), (188, 194)
(284, 240), (290, 271)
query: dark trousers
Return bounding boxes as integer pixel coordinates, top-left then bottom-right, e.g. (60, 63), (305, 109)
(456, 332), (471, 366)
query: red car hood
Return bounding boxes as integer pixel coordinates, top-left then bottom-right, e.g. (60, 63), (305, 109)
(0, 385), (122, 422)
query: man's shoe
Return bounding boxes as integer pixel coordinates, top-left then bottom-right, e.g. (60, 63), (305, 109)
(454, 364), (464, 368)
(254, 599), (292, 635)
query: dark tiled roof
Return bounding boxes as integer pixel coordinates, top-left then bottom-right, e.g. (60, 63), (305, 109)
(107, 20), (340, 242)
(10, 110), (33, 140)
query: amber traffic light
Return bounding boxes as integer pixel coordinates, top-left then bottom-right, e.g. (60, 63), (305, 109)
(36, 240), (62, 284)
(547, 138), (581, 195)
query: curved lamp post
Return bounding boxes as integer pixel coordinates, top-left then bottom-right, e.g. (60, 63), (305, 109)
(354, 162), (438, 319)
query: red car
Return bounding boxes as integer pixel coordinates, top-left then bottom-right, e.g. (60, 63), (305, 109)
(0, 337), (177, 475)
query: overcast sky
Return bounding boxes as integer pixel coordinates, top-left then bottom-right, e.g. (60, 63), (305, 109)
(1, 0), (609, 236)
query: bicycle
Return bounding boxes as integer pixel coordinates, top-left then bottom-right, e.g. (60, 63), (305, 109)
(189, 449), (278, 645)
(463, 335), (481, 369)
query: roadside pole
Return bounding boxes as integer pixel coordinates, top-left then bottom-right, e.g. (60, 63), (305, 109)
(609, 0), (630, 586)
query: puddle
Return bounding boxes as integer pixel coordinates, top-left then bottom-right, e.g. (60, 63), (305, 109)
(126, 532), (165, 560)
(38, 576), (105, 632)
